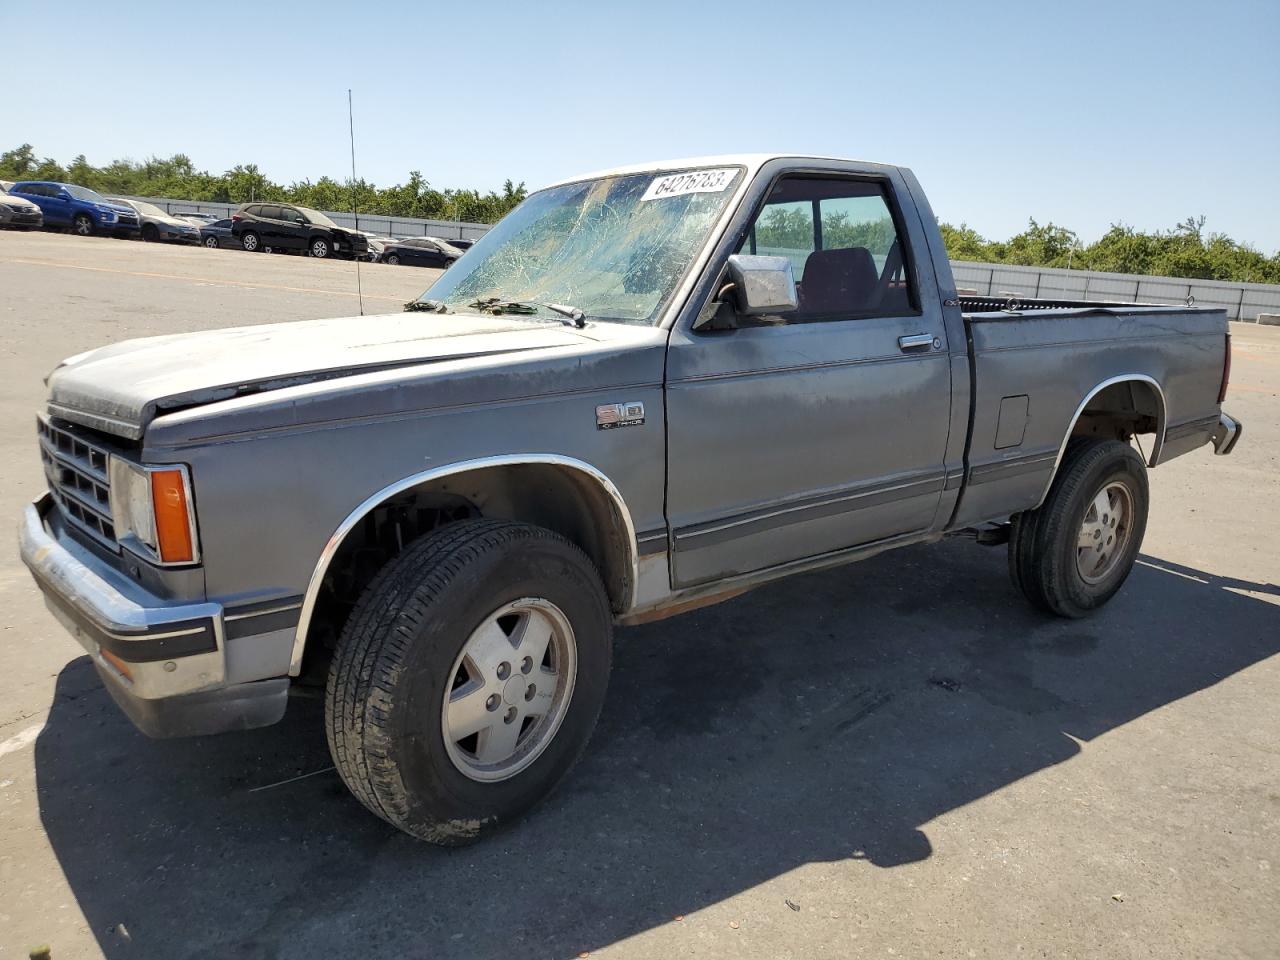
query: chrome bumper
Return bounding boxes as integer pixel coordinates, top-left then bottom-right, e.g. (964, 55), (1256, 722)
(1211, 412), (1242, 456)
(20, 493), (226, 700)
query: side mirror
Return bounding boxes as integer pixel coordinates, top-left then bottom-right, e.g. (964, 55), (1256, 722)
(726, 254), (798, 316)
(58, 191), (72, 201)
(294, 217), (306, 224)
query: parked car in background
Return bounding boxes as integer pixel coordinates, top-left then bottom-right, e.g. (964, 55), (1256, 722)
(8, 181), (139, 237)
(380, 236), (463, 267)
(0, 180), (14, 192)
(198, 218), (237, 249)
(108, 198), (202, 244)
(447, 237), (476, 250)
(175, 211), (220, 225)
(231, 203), (368, 259)
(0, 190), (44, 229)
(361, 233), (387, 262)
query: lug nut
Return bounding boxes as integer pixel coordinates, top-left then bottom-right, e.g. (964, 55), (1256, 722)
(486, 694), (500, 711)
(504, 706), (517, 724)
(497, 662), (511, 680)
(525, 683), (536, 701)
(521, 656), (533, 674)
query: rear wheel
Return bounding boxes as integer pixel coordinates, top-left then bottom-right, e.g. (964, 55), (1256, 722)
(325, 519), (612, 844)
(241, 230), (261, 252)
(142, 223), (160, 242)
(72, 213), (94, 237)
(1008, 438), (1148, 618)
(310, 236), (331, 258)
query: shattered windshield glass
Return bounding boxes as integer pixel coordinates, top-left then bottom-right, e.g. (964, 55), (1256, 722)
(416, 167), (743, 325)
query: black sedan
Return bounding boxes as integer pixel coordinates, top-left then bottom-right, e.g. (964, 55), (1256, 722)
(380, 236), (463, 268)
(199, 218), (237, 249)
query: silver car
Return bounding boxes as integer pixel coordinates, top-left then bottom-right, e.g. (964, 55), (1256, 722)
(108, 198), (203, 244)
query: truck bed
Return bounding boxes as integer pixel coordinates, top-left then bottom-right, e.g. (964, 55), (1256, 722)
(950, 298), (1230, 529)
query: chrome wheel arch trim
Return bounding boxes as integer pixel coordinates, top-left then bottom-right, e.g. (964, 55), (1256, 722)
(288, 454), (638, 676)
(1032, 373), (1167, 510)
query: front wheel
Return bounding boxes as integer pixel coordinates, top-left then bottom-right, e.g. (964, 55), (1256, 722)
(203, 235), (219, 248)
(72, 213), (94, 237)
(325, 519), (612, 844)
(384, 253), (400, 265)
(241, 231), (261, 252)
(1008, 437), (1149, 618)
(309, 237), (331, 258)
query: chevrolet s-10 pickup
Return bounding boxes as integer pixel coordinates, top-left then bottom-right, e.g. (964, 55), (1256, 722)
(20, 154), (1241, 843)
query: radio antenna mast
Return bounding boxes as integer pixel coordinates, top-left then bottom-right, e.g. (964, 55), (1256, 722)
(348, 88), (365, 317)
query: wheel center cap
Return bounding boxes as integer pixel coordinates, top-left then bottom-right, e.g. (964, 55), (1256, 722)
(502, 676), (525, 706)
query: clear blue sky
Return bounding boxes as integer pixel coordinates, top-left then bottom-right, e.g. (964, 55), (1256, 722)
(4, 0), (1278, 251)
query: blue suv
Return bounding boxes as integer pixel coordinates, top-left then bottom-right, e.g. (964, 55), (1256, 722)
(8, 181), (140, 238)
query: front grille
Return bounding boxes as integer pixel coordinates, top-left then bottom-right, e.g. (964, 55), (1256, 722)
(37, 417), (118, 549)
(117, 214), (139, 226)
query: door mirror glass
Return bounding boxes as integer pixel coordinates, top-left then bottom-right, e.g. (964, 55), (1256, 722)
(726, 254), (798, 316)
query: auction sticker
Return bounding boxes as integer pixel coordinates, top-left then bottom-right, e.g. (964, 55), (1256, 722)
(640, 168), (737, 202)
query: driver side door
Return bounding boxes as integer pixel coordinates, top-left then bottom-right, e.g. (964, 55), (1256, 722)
(664, 169), (953, 587)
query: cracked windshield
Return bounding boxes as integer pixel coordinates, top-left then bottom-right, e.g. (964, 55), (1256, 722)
(418, 167), (744, 324)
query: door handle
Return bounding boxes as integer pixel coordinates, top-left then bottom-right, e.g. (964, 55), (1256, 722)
(898, 333), (937, 351)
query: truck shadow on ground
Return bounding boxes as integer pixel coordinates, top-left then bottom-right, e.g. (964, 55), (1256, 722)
(33, 539), (1280, 959)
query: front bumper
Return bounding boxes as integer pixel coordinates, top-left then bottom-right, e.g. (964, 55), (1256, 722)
(19, 493), (289, 737)
(161, 226), (202, 243)
(1, 206), (43, 227)
(1211, 411), (1242, 455)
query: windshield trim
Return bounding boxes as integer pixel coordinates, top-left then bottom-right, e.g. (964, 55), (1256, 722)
(651, 163), (751, 330)
(62, 184), (108, 203)
(416, 163), (749, 329)
(294, 205), (337, 228)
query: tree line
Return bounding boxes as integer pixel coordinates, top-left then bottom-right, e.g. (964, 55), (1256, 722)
(0, 144), (527, 225)
(940, 216), (1280, 285)
(4, 144), (1278, 285)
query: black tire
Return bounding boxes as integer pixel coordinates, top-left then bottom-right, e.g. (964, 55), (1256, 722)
(325, 518), (613, 844)
(72, 213), (94, 237)
(1008, 438), (1149, 618)
(309, 236), (331, 259)
(203, 236), (219, 249)
(241, 230), (261, 252)
(384, 253), (400, 265)
(142, 223), (159, 242)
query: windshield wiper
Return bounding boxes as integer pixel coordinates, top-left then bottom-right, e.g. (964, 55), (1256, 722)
(404, 298), (448, 313)
(468, 297), (587, 329)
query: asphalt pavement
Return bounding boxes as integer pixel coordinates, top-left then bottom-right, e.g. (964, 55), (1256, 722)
(0, 230), (1276, 959)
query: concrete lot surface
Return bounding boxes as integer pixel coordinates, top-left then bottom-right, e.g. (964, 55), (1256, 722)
(0, 231), (1276, 959)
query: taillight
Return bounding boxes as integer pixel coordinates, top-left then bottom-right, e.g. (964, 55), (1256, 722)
(231, 213), (242, 221)
(1218, 333), (1232, 403)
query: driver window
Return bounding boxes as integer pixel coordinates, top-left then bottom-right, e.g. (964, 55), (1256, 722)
(738, 176), (917, 322)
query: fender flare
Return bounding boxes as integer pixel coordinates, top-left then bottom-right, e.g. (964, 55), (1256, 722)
(288, 454), (639, 676)
(1032, 374), (1167, 510)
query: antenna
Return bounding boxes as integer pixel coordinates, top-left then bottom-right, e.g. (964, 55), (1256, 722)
(348, 88), (365, 317)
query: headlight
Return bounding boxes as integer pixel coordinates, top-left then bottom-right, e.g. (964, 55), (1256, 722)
(109, 458), (199, 564)
(98, 208), (118, 222)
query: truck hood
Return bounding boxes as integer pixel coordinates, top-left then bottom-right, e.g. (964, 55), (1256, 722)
(46, 312), (596, 440)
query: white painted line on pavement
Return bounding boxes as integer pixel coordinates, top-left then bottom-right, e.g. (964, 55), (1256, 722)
(0, 722), (45, 759)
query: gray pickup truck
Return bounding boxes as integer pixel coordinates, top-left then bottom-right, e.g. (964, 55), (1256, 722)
(20, 154), (1242, 843)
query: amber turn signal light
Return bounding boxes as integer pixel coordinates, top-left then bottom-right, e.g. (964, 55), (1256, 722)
(150, 468), (194, 563)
